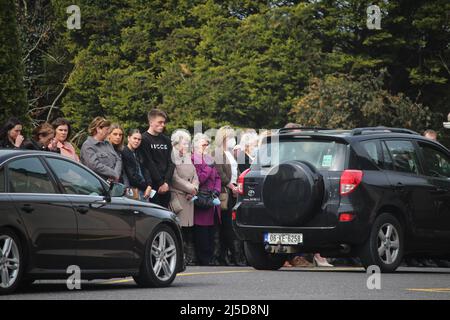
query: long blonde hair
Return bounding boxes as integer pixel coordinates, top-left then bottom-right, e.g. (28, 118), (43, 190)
(215, 125), (235, 150)
(108, 123), (125, 151)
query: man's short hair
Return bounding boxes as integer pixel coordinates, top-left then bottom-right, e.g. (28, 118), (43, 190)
(423, 129), (437, 140)
(424, 129), (437, 136)
(148, 109), (168, 122)
(284, 123), (302, 129)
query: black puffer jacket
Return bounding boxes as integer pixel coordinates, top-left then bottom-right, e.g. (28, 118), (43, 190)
(122, 146), (152, 191)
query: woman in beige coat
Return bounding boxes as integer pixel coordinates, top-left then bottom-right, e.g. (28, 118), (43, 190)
(170, 130), (199, 265)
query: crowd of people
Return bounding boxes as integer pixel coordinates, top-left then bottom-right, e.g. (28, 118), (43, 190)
(0, 110), (261, 267)
(0, 112), (448, 268)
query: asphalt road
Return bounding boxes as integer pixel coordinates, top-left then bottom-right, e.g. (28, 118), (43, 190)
(1, 266), (450, 300)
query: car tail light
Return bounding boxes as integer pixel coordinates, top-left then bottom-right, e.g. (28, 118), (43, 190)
(340, 170), (363, 195)
(339, 213), (355, 222)
(232, 211), (236, 221)
(237, 168), (251, 195)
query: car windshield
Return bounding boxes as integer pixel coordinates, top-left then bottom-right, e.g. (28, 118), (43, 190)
(255, 138), (347, 171)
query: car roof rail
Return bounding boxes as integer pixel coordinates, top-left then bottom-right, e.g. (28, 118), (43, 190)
(351, 126), (420, 136)
(278, 127), (333, 134)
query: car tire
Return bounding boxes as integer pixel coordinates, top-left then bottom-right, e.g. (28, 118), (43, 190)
(133, 224), (180, 288)
(358, 213), (404, 273)
(0, 228), (24, 295)
(244, 241), (286, 270)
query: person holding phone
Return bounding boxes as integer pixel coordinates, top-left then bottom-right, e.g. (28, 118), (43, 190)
(139, 109), (175, 208)
(169, 130), (199, 265)
(122, 129), (153, 201)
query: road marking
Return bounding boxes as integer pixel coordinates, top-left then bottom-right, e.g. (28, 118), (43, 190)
(283, 267), (365, 272)
(406, 288), (450, 293)
(179, 270), (255, 276)
(102, 269), (255, 285)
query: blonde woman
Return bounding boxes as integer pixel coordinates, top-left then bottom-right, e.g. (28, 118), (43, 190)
(80, 117), (122, 182)
(170, 130), (199, 265)
(108, 123), (125, 153)
(212, 126), (246, 266)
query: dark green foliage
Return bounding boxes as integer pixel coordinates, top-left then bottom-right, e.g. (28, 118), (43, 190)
(4, 0), (450, 142)
(289, 71), (436, 131)
(0, 0), (27, 126)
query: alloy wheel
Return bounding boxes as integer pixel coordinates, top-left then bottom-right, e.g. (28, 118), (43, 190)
(377, 223), (400, 265)
(150, 231), (177, 281)
(0, 236), (20, 289)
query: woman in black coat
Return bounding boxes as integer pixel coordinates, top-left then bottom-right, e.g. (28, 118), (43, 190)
(122, 129), (153, 201)
(0, 117), (24, 149)
(22, 123), (57, 152)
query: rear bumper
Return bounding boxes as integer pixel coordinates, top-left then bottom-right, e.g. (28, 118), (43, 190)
(232, 217), (369, 251)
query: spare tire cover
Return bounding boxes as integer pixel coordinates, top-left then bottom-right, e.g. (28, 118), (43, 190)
(262, 161), (323, 226)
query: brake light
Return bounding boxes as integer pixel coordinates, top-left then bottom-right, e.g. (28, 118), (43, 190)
(237, 168), (251, 195)
(232, 211), (236, 221)
(340, 170), (363, 195)
(339, 213), (355, 222)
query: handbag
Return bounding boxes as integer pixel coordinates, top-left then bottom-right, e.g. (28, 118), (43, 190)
(194, 190), (215, 209)
(219, 191), (229, 210)
(169, 193), (183, 214)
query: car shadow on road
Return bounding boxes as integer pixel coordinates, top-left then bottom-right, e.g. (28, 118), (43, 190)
(9, 279), (215, 296)
(278, 267), (450, 274)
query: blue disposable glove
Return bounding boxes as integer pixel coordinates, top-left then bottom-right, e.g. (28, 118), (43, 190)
(212, 198), (221, 206)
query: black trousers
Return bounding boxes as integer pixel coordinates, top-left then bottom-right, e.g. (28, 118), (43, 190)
(194, 225), (215, 266)
(218, 193), (240, 263)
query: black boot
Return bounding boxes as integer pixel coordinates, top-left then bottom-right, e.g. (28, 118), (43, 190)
(210, 226), (226, 266)
(184, 228), (198, 266)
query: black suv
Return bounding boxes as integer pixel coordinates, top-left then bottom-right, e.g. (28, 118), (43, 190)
(232, 127), (450, 273)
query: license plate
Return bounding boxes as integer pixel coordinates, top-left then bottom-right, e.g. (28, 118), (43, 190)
(264, 233), (303, 245)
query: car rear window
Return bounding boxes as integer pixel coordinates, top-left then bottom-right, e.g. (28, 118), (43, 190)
(7, 157), (57, 194)
(256, 138), (347, 171)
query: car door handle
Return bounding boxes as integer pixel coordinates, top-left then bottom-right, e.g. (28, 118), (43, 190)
(395, 183), (406, 192)
(76, 206), (89, 214)
(20, 204), (34, 213)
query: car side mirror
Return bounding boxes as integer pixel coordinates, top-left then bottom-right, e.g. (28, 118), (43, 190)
(106, 182), (126, 201)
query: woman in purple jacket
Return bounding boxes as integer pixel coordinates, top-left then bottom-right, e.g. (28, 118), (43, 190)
(192, 133), (222, 266)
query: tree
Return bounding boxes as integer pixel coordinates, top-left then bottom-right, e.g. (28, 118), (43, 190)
(289, 71), (436, 132)
(17, 0), (73, 126)
(302, 0), (450, 119)
(0, 0), (28, 126)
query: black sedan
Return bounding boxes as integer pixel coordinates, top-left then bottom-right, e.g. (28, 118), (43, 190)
(0, 149), (185, 294)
